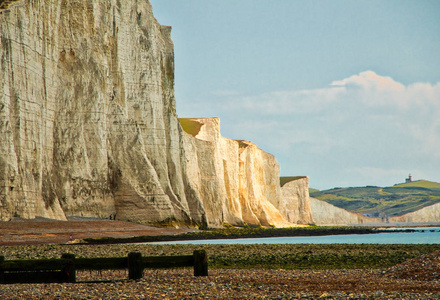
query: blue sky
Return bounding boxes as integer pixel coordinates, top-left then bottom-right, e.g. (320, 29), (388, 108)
(150, 0), (440, 190)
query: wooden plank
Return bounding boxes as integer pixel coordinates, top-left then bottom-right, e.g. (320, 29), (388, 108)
(143, 259), (193, 268)
(0, 252), (207, 284)
(128, 252), (143, 280)
(0, 256), (4, 283)
(193, 250), (208, 276)
(61, 253), (76, 283)
(2, 271), (65, 284)
(75, 257), (127, 270)
(142, 255), (193, 268)
(3, 259), (67, 271)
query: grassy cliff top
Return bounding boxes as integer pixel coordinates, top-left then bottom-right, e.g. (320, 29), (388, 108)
(310, 180), (440, 217)
(0, 0), (20, 11)
(393, 180), (440, 189)
(179, 118), (203, 137)
(280, 176), (307, 187)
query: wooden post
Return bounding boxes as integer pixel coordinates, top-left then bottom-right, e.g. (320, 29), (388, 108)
(61, 253), (76, 283)
(128, 252), (143, 280)
(193, 250), (208, 276)
(0, 256), (4, 283)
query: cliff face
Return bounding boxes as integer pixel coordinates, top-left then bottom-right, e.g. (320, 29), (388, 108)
(180, 118), (291, 227)
(310, 198), (362, 225)
(0, 0), (313, 227)
(310, 198), (382, 225)
(279, 177), (314, 224)
(0, 0), (205, 225)
(390, 202), (440, 223)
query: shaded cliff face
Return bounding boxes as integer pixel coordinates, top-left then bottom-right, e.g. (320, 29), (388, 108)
(390, 202), (440, 224)
(309, 198), (382, 225)
(310, 198), (361, 225)
(0, 0), (205, 225)
(310, 196), (440, 226)
(180, 118), (292, 227)
(279, 177), (314, 225)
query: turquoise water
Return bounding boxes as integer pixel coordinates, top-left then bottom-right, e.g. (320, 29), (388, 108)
(148, 227), (440, 245)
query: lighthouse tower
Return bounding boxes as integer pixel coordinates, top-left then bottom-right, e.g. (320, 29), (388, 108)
(405, 174), (413, 183)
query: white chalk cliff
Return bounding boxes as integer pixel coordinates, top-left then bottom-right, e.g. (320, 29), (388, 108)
(310, 197), (440, 225)
(180, 118), (293, 227)
(0, 0), (312, 227)
(390, 202), (440, 224)
(309, 198), (376, 225)
(279, 177), (314, 224)
(0, 0), (205, 225)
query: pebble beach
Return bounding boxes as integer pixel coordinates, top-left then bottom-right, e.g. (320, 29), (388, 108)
(1, 267), (440, 299)
(1, 243), (439, 299)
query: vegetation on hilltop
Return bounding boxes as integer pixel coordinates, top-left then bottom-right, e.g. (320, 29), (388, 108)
(280, 176), (307, 187)
(0, 0), (19, 10)
(310, 180), (440, 217)
(394, 180), (440, 189)
(2, 243), (439, 270)
(178, 118), (203, 136)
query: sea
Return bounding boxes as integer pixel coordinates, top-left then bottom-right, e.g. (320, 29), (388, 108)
(147, 227), (440, 245)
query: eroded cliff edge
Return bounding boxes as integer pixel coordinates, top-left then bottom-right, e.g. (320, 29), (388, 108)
(180, 118), (294, 227)
(0, 0), (312, 227)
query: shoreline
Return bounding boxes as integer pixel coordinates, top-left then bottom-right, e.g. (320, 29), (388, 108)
(2, 217), (437, 246)
(82, 226), (386, 245)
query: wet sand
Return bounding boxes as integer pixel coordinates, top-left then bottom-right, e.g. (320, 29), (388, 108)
(0, 218), (196, 245)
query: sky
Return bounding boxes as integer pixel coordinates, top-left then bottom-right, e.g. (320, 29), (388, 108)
(149, 0), (440, 190)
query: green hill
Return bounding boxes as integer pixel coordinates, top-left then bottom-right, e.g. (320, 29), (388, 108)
(393, 180), (440, 189)
(309, 180), (440, 217)
(309, 188), (320, 194)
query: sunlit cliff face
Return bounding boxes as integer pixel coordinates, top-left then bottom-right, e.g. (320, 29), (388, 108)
(0, 0), (311, 227)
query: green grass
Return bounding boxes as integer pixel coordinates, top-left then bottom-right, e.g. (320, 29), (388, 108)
(206, 244), (440, 270)
(310, 181), (440, 217)
(1, 244), (439, 270)
(280, 176), (307, 187)
(394, 180), (440, 189)
(178, 118), (203, 136)
(309, 188), (320, 194)
(0, 0), (19, 10)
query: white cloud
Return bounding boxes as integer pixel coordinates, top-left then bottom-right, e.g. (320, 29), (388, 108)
(216, 71), (440, 117)
(331, 70), (405, 92)
(221, 71), (440, 156)
(181, 71), (440, 188)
